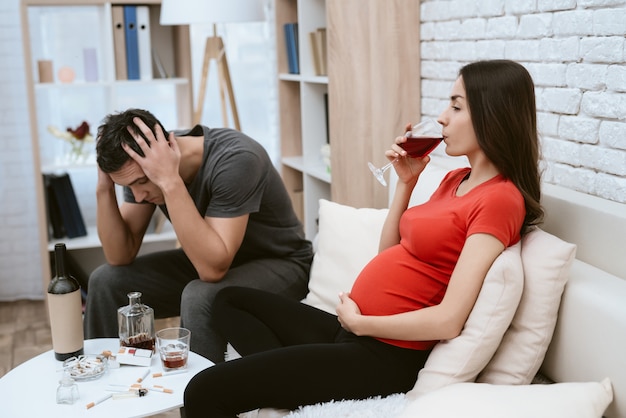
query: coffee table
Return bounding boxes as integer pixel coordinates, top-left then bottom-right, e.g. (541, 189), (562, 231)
(0, 338), (213, 417)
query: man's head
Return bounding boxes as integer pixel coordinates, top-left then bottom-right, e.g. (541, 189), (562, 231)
(96, 108), (169, 173)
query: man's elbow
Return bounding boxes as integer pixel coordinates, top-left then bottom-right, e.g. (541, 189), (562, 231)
(197, 265), (229, 283)
(104, 254), (136, 266)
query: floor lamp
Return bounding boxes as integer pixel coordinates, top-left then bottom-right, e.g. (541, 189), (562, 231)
(160, 0), (265, 129)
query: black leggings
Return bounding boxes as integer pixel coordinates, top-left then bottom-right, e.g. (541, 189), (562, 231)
(183, 287), (431, 418)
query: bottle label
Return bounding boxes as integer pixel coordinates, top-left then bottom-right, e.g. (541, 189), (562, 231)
(47, 290), (84, 355)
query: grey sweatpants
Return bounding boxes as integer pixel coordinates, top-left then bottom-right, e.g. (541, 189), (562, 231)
(83, 248), (310, 363)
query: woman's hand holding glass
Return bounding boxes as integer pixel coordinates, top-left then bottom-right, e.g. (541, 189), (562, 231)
(368, 118), (443, 186)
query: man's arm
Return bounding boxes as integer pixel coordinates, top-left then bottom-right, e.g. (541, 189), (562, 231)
(164, 179), (249, 282)
(96, 167), (154, 265)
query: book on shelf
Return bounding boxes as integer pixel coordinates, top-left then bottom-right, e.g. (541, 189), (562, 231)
(309, 32), (321, 75)
(283, 23), (299, 74)
(123, 5), (140, 80)
(112, 5), (128, 80)
(309, 28), (327, 76)
(136, 5), (153, 81)
(43, 173), (87, 239)
(42, 174), (65, 239)
(152, 48), (169, 78)
(324, 93), (329, 143)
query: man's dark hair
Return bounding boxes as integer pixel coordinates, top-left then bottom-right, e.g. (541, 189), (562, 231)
(96, 108), (169, 173)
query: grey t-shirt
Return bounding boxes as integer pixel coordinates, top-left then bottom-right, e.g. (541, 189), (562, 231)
(124, 125), (312, 266)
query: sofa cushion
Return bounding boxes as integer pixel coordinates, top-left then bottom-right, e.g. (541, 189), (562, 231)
(301, 199), (388, 313)
(399, 378), (613, 418)
(477, 227), (576, 384)
(407, 242), (524, 397)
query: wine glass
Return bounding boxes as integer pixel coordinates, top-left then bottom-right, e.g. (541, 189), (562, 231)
(368, 118), (443, 186)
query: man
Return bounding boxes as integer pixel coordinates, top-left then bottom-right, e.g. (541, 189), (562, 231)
(84, 109), (313, 363)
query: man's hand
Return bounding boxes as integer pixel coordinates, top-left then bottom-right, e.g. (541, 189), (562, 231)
(122, 117), (182, 191)
(96, 165), (115, 193)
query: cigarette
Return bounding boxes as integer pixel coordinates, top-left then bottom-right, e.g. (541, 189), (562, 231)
(137, 368), (151, 383)
(152, 369), (188, 378)
(86, 393), (112, 409)
(150, 385), (173, 394)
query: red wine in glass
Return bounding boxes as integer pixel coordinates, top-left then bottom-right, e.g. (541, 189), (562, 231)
(368, 118), (443, 186)
(401, 135), (443, 158)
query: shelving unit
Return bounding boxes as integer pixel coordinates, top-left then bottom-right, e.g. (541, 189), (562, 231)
(275, 0), (421, 239)
(21, 0), (193, 287)
(275, 0), (330, 239)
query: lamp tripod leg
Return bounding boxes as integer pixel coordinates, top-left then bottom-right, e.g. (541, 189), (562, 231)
(219, 52), (241, 131)
(194, 38), (213, 126)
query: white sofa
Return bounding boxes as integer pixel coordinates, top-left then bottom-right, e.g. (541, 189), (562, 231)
(243, 157), (626, 418)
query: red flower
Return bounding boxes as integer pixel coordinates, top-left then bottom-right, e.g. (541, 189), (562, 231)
(66, 121), (91, 140)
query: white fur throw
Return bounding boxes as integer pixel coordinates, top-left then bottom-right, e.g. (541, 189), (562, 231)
(238, 394), (407, 418)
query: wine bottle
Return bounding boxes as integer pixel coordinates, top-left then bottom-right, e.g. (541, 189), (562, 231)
(48, 243), (84, 361)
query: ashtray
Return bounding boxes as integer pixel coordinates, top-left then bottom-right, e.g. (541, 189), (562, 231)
(62, 354), (108, 381)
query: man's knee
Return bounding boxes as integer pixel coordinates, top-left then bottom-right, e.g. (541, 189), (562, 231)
(87, 264), (117, 292)
(181, 280), (221, 315)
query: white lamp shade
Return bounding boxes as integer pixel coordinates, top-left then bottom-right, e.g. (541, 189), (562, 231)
(160, 0), (265, 25)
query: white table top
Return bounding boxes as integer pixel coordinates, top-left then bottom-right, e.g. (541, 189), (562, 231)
(0, 338), (213, 418)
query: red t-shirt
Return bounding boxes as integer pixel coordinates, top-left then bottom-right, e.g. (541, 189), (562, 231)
(349, 168), (525, 350)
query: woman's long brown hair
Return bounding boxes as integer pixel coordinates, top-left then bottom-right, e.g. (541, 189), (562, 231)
(459, 60), (543, 234)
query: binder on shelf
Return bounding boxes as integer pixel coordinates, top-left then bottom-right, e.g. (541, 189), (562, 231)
(111, 5), (127, 80)
(123, 5), (140, 80)
(283, 23), (299, 74)
(136, 5), (153, 81)
(44, 173), (87, 239)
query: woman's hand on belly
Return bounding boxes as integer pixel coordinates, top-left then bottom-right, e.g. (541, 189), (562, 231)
(336, 292), (363, 335)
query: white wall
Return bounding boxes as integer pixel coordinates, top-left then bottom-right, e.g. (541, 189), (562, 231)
(0, 0), (44, 300)
(1, 0), (625, 300)
(421, 0), (626, 202)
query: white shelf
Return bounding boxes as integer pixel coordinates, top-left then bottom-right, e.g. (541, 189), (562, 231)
(41, 160), (97, 174)
(34, 77), (189, 91)
(282, 156), (330, 183)
(278, 73), (328, 84)
(47, 225), (177, 251)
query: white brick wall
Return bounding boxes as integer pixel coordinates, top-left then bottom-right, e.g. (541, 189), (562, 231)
(0, 0), (45, 300)
(421, 0), (626, 202)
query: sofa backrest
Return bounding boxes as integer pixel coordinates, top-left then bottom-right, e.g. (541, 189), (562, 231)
(541, 183), (626, 280)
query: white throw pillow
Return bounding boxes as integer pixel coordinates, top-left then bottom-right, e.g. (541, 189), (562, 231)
(399, 378), (613, 418)
(477, 228), (576, 384)
(301, 199), (388, 313)
(408, 242), (524, 398)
